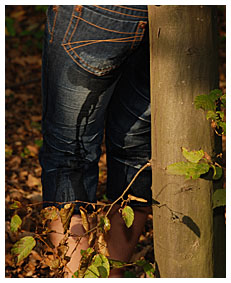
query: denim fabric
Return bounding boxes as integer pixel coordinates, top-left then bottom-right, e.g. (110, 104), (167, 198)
(39, 5), (151, 214)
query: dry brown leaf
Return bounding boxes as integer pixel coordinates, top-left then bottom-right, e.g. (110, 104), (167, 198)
(12, 56), (41, 66)
(8, 156), (21, 166)
(27, 145), (39, 155)
(88, 231), (96, 247)
(79, 207), (90, 232)
(30, 250), (42, 261)
(127, 194), (147, 203)
(27, 174), (40, 187)
(60, 203), (75, 233)
(31, 115), (42, 122)
(10, 10), (26, 20)
(19, 171), (28, 180)
(98, 233), (109, 257)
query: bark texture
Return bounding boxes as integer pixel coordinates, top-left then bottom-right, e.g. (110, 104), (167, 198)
(148, 5), (218, 277)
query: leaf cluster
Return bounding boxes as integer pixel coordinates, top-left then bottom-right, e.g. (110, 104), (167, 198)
(9, 188), (154, 278)
(194, 89), (226, 135)
(167, 88), (226, 210)
(167, 147), (222, 181)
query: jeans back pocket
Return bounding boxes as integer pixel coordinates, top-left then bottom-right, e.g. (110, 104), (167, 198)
(62, 5), (147, 76)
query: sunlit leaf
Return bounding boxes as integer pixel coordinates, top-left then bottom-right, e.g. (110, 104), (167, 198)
(100, 216), (111, 232)
(60, 203), (75, 233)
(40, 206), (59, 223)
(122, 206), (134, 228)
(109, 259), (127, 269)
(11, 236), (36, 263)
(79, 207), (90, 232)
(127, 194), (147, 203)
(88, 231), (96, 246)
(167, 162), (210, 179)
(84, 254), (110, 278)
(10, 214), (22, 233)
(98, 233), (109, 257)
(216, 110), (225, 120)
(77, 248), (95, 278)
(213, 189), (226, 209)
(206, 110), (217, 121)
(10, 201), (22, 209)
(182, 147), (204, 163)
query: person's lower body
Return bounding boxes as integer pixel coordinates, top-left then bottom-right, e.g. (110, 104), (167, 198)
(39, 5), (152, 277)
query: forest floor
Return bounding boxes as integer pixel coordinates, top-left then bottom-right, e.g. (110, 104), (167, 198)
(5, 6), (226, 278)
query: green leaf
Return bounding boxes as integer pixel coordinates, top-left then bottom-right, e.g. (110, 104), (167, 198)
(10, 201), (22, 209)
(72, 271), (78, 278)
(194, 94), (216, 111)
(209, 89), (223, 100)
(78, 248), (95, 278)
(100, 216), (111, 232)
(220, 94), (226, 108)
(84, 254), (110, 278)
(211, 166), (223, 180)
(206, 110), (217, 121)
(109, 259), (127, 269)
(216, 111), (225, 120)
(217, 121), (226, 135)
(6, 16), (16, 36)
(194, 89), (223, 111)
(136, 259), (155, 278)
(122, 206), (134, 228)
(182, 147), (204, 163)
(11, 236), (36, 263)
(212, 189), (226, 209)
(35, 5), (48, 12)
(34, 139), (43, 148)
(167, 162), (210, 179)
(10, 215), (22, 233)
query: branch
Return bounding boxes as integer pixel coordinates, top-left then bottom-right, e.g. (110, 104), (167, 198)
(105, 161), (151, 217)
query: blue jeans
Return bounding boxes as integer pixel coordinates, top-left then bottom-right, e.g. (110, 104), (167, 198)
(39, 5), (151, 214)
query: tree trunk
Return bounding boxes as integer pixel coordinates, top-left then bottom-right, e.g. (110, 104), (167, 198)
(148, 5), (218, 277)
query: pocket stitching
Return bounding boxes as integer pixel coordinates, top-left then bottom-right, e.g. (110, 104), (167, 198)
(62, 7), (147, 75)
(93, 5), (148, 18)
(47, 5), (59, 43)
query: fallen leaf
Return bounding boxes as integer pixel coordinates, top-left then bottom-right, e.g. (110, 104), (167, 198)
(27, 145), (39, 155)
(27, 174), (40, 187)
(8, 156), (21, 166)
(31, 115), (41, 122)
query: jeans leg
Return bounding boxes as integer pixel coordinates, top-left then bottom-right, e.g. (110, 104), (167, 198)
(39, 5), (150, 213)
(40, 40), (119, 213)
(105, 29), (152, 206)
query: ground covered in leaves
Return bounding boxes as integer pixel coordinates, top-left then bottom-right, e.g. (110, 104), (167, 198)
(5, 5), (225, 278)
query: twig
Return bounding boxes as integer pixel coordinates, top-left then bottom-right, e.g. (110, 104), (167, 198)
(105, 161), (151, 217)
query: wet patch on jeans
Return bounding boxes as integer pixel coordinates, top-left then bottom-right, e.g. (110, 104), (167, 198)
(78, 51), (115, 76)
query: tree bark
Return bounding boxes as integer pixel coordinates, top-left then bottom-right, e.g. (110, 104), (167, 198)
(148, 5), (218, 277)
